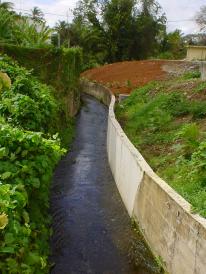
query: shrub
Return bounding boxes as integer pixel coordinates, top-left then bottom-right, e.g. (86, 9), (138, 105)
(0, 55), (69, 272)
(177, 123), (200, 158)
(182, 71), (201, 80)
(0, 124), (65, 273)
(0, 57), (59, 133)
(190, 101), (206, 119)
(160, 92), (190, 117)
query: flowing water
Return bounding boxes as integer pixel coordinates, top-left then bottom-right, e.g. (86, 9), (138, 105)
(50, 95), (162, 274)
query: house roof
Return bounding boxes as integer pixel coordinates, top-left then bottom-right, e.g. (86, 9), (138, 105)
(187, 45), (206, 49)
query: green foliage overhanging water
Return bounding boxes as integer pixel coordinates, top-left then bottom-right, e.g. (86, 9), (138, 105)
(0, 53), (81, 272)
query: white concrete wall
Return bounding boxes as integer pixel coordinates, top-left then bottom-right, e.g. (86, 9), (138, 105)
(107, 96), (153, 215)
(81, 79), (206, 274)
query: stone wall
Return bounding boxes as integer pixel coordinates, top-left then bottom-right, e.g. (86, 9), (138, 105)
(81, 79), (206, 274)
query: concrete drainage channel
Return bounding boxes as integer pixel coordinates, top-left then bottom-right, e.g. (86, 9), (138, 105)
(81, 79), (206, 274)
(50, 93), (162, 273)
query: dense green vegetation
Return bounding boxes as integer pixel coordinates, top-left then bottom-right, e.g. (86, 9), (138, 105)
(0, 57), (58, 132)
(0, 5), (82, 272)
(116, 73), (206, 217)
(52, 1), (206, 66)
(0, 44), (83, 116)
(0, 0), (205, 70)
(52, 0), (187, 68)
(0, 56), (71, 273)
(0, 125), (64, 273)
(0, 1), (205, 272)
(0, 3), (52, 48)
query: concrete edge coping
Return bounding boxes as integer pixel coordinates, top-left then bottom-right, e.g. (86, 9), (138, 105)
(80, 78), (206, 229)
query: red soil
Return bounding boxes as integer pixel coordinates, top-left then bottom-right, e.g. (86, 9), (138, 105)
(81, 60), (184, 94)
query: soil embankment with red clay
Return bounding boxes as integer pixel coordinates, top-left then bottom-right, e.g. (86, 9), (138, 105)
(82, 60), (198, 94)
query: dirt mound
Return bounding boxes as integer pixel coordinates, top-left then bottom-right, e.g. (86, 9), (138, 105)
(82, 60), (197, 94)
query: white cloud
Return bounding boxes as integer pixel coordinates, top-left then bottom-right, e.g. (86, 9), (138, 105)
(8, 0), (78, 26)
(5, 0), (206, 33)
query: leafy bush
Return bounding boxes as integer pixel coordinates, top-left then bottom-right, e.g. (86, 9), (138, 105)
(0, 56), (69, 272)
(182, 71), (201, 80)
(160, 92), (190, 117)
(0, 124), (65, 273)
(156, 51), (174, 60)
(13, 19), (52, 48)
(0, 45), (82, 96)
(190, 101), (206, 119)
(0, 57), (58, 133)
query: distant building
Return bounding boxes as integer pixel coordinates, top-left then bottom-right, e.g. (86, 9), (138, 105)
(186, 46), (206, 61)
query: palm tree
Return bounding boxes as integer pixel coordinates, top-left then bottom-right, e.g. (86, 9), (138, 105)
(30, 6), (45, 23)
(0, 1), (14, 11)
(13, 18), (52, 47)
(55, 20), (71, 47)
(0, 7), (15, 42)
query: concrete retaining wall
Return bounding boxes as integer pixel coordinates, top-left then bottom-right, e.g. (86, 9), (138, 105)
(81, 79), (206, 274)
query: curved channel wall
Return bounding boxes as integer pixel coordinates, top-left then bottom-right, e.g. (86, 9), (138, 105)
(81, 79), (206, 274)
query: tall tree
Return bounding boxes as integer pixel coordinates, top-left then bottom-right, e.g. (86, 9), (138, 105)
(0, 1), (13, 11)
(161, 29), (186, 59)
(135, 0), (166, 58)
(54, 20), (71, 47)
(72, 0), (166, 63)
(13, 18), (52, 47)
(0, 7), (15, 42)
(30, 6), (45, 23)
(72, 0), (108, 65)
(103, 0), (136, 61)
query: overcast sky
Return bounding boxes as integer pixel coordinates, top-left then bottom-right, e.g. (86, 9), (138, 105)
(6, 0), (206, 34)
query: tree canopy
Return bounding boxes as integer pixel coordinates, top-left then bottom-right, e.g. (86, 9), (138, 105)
(0, 1), (188, 65)
(29, 7), (45, 23)
(69, 0), (167, 64)
(0, 1), (14, 11)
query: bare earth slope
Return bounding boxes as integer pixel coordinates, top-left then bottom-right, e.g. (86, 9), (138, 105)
(82, 60), (198, 94)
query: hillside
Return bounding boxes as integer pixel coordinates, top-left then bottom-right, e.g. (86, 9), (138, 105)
(116, 71), (206, 217)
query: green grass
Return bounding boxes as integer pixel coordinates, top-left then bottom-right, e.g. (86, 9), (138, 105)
(182, 70), (201, 80)
(194, 81), (206, 92)
(116, 78), (206, 217)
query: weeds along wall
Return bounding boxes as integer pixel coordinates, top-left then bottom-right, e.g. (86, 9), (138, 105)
(0, 44), (83, 116)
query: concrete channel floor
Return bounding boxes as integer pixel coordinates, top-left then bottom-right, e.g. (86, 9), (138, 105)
(50, 94), (160, 274)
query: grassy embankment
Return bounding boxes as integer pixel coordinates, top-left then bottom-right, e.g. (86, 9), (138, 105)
(116, 71), (206, 217)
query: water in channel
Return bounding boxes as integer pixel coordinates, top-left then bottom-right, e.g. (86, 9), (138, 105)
(50, 94), (162, 274)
